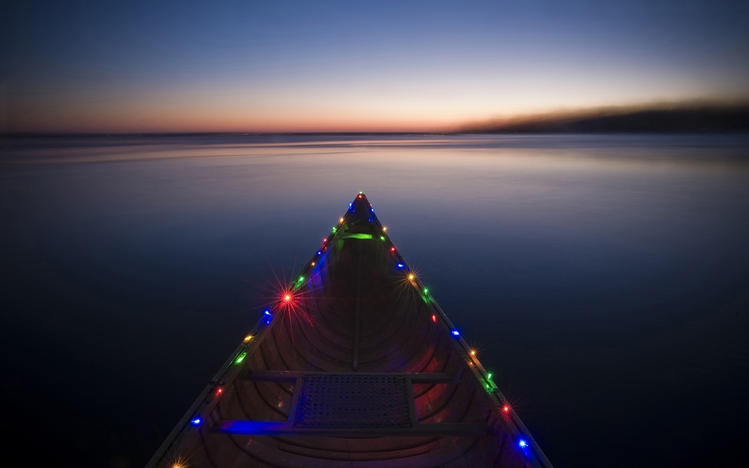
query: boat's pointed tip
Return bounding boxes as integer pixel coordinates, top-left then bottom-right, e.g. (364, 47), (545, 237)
(353, 191), (370, 204)
(347, 192), (377, 222)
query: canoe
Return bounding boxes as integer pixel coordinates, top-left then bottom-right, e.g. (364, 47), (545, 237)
(148, 193), (552, 468)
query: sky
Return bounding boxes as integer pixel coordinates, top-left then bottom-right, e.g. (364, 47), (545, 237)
(2, 0), (749, 133)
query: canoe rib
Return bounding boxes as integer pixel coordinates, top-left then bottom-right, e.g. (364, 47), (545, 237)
(148, 193), (552, 468)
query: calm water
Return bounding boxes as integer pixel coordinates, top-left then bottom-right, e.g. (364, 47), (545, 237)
(2, 134), (748, 467)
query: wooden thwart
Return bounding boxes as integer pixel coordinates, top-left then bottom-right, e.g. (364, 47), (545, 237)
(227, 371), (488, 436)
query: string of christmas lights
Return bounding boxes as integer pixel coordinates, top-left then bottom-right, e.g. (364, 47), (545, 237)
(170, 192), (545, 466)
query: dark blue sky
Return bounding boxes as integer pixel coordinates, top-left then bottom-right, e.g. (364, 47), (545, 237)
(2, 0), (748, 132)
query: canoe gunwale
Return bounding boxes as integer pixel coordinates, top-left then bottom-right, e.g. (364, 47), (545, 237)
(147, 193), (553, 468)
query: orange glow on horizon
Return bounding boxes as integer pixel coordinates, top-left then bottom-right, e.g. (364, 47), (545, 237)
(5, 99), (462, 133)
(9, 95), (749, 134)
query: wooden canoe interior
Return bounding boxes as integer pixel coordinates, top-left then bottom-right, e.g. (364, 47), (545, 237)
(149, 194), (551, 468)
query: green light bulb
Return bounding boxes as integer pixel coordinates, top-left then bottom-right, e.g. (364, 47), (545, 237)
(234, 350), (247, 364)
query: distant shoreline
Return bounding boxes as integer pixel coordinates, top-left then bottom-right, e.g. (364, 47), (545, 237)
(457, 105), (749, 134)
(2, 105), (749, 137)
(3, 129), (749, 139)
